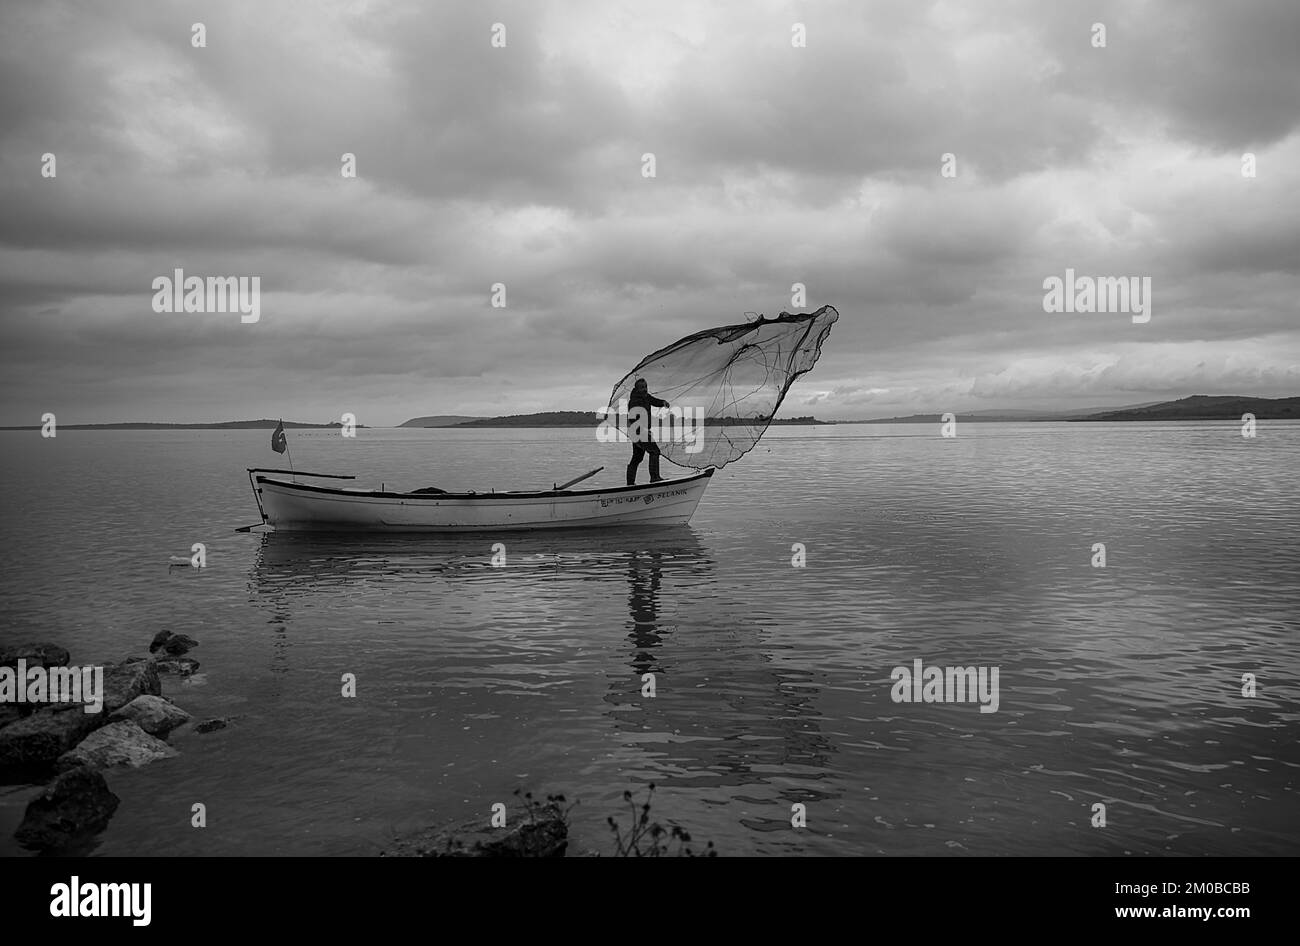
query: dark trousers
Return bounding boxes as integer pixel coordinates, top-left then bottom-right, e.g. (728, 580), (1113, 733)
(627, 440), (661, 484)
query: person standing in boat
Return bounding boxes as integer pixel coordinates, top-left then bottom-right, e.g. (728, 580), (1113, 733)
(626, 378), (669, 485)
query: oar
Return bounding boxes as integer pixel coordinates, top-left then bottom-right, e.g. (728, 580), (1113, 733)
(554, 466), (603, 490)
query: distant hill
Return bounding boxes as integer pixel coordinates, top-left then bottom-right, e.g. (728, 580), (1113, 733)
(445, 411), (831, 427)
(1074, 395), (1300, 421)
(709, 416), (831, 425)
(450, 411), (599, 427)
(399, 415), (486, 428)
(854, 408), (1112, 423)
(853, 399), (1242, 423)
(0, 419), (355, 431)
(18, 396), (1292, 432)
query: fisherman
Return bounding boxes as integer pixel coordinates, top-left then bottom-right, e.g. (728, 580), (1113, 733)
(626, 378), (670, 485)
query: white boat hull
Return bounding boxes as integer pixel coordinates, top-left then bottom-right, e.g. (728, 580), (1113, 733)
(251, 469), (714, 533)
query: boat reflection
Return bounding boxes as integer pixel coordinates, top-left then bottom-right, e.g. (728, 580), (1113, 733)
(611, 539), (839, 804)
(249, 527), (715, 591)
(247, 527), (839, 808)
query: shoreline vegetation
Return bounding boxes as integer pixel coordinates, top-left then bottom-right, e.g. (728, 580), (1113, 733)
(382, 785), (717, 857)
(2, 395), (1295, 431)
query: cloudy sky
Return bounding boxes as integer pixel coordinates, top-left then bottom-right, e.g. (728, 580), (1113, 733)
(1, 0), (1297, 425)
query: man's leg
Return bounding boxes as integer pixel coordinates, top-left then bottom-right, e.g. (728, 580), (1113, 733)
(627, 442), (646, 485)
(648, 441), (662, 481)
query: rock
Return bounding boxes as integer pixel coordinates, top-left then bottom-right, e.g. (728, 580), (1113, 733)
(0, 642), (70, 669)
(149, 631), (199, 657)
(0, 703), (23, 730)
(13, 765), (120, 851)
(162, 634), (198, 657)
(101, 660), (161, 713)
(0, 701), (41, 724)
(193, 717), (231, 734)
(56, 721), (178, 771)
(108, 695), (191, 739)
(0, 704), (105, 769)
(155, 657), (200, 676)
(384, 803), (568, 857)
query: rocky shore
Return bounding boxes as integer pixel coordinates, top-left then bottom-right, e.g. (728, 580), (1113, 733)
(382, 801), (570, 857)
(5, 641), (713, 857)
(0, 632), (229, 852)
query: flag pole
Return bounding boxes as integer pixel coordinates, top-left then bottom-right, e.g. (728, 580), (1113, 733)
(272, 418), (296, 483)
(284, 420), (296, 482)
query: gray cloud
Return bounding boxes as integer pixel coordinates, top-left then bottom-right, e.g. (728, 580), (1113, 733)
(0, 0), (1297, 425)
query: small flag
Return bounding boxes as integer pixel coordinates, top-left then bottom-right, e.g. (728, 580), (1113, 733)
(272, 419), (287, 454)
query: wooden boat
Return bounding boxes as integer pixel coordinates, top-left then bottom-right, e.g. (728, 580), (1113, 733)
(245, 467), (714, 533)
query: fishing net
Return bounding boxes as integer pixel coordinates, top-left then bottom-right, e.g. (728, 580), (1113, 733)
(605, 305), (839, 471)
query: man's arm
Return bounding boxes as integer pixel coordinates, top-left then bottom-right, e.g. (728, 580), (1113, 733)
(650, 395), (670, 408)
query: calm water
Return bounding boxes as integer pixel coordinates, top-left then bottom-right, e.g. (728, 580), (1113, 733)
(1, 423), (1297, 856)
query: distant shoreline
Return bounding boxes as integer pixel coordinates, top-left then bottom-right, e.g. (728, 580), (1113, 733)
(7, 417), (1299, 431)
(0, 421), (355, 431)
(851, 395), (1298, 424)
(3, 395), (1295, 430)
